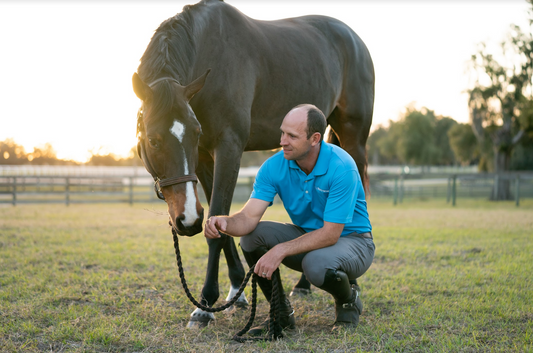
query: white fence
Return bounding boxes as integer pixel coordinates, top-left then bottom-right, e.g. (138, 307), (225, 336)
(1, 165), (531, 206)
(0, 166), (259, 205)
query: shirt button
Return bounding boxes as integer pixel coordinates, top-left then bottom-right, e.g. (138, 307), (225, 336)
(305, 191), (308, 193)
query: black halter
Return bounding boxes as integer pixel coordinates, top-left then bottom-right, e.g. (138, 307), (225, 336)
(136, 77), (198, 200)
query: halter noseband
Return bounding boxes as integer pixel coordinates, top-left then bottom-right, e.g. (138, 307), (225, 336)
(138, 76), (197, 201)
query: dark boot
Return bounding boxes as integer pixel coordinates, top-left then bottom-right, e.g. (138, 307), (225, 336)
(242, 247), (296, 336)
(319, 269), (363, 331)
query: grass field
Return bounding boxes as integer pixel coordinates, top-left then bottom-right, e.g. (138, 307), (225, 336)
(1, 199), (532, 352)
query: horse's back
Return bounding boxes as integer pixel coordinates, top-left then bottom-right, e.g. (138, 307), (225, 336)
(189, 1), (374, 150)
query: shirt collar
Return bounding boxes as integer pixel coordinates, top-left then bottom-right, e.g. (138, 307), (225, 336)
(288, 141), (331, 176)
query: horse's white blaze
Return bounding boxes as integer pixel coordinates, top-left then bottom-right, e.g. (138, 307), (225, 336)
(182, 164), (198, 227)
(170, 120), (185, 142)
(169, 120), (199, 227)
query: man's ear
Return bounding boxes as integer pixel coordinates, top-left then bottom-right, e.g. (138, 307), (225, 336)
(311, 132), (322, 146)
(185, 69), (211, 101)
(132, 73), (152, 101)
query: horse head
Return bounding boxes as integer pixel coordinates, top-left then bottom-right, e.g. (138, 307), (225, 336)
(132, 70), (210, 236)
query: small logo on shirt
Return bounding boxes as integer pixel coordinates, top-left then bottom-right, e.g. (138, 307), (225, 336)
(316, 187), (329, 193)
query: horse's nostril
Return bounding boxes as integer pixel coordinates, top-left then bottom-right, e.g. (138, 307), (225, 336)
(177, 214), (186, 221)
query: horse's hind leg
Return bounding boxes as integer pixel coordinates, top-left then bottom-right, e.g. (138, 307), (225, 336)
(328, 99), (373, 192)
(222, 237), (248, 308)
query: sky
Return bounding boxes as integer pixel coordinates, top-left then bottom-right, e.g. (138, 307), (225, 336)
(0, 0), (530, 162)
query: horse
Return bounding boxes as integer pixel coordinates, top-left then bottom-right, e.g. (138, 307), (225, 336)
(132, 0), (374, 328)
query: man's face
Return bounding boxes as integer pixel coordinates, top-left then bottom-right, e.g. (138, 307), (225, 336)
(280, 108), (313, 161)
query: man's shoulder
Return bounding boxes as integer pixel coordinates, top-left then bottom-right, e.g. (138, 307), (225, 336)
(256, 150), (288, 181)
(326, 143), (357, 172)
(262, 150), (286, 169)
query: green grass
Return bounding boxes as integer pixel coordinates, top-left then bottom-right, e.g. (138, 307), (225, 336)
(0, 199), (532, 352)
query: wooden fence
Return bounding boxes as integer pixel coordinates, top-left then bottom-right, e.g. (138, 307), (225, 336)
(369, 172), (533, 206)
(0, 166), (258, 205)
(1, 166), (531, 206)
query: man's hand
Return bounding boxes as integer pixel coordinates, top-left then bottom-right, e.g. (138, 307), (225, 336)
(204, 216), (226, 239)
(254, 245), (286, 280)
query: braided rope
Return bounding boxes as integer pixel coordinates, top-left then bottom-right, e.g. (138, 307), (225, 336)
(171, 228), (283, 341)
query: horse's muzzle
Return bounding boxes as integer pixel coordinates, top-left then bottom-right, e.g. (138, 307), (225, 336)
(174, 210), (204, 237)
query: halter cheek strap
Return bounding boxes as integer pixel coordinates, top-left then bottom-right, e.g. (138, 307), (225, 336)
(136, 99), (197, 201)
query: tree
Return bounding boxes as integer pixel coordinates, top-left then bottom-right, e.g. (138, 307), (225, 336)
(468, 19), (533, 199)
(434, 117), (458, 165)
(396, 107), (439, 165)
(0, 139), (28, 165)
(367, 125), (393, 165)
(376, 120), (403, 164)
(29, 143), (61, 165)
(448, 123), (478, 165)
(368, 107), (459, 166)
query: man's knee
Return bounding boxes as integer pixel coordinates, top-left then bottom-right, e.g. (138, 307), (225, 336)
(239, 222), (270, 252)
(301, 252), (331, 287)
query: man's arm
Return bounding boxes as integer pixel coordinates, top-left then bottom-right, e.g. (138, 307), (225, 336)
(254, 221), (344, 279)
(204, 198), (270, 239)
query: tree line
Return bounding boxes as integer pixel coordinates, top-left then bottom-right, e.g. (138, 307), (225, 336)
(0, 138), (276, 168)
(0, 139), (138, 166)
(367, 105), (533, 171)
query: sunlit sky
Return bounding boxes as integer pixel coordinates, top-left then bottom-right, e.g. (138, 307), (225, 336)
(0, 0), (530, 162)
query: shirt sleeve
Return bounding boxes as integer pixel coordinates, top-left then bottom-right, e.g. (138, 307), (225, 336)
(323, 168), (357, 224)
(250, 159), (277, 204)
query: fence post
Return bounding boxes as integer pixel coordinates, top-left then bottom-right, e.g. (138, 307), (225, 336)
(515, 175), (520, 207)
(12, 177), (17, 206)
(452, 175), (457, 207)
(129, 177), (134, 206)
(399, 175), (404, 203)
(65, 177), (70, 206)
(446, 176), (451, 203)
(393, 177), (398, 205)
(494, 173), (499, 201)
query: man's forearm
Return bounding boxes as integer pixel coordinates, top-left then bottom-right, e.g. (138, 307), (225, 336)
(276, 225), (341, 258)
(222, 211), (259, 237)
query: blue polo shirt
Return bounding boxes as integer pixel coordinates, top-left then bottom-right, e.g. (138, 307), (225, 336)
(250, 142), (371, 236)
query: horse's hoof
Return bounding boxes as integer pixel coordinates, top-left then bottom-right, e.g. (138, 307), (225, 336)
(187, 308), (215, 329)
(224, 286), (249, 312)
(224, 298), (249, 314)
(290, 287), (312, 297)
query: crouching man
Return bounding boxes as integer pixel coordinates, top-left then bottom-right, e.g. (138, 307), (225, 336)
(205, 104), (375, 335)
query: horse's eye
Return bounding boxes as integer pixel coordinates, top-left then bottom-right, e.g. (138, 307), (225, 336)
(148, 138), (159, 149)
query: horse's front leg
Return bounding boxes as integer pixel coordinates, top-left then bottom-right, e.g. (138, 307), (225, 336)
(187, 141), (247, 328)
(211, 142), (248, 307)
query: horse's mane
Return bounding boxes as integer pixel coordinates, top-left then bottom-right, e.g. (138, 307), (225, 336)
(137, 2), (208, 122)
(138, 4), (200, 84)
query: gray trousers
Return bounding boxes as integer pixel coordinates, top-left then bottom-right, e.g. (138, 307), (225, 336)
(240, 221), (375, 287)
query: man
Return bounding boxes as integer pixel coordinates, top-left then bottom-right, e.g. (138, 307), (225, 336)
(205, 104), (375, 335)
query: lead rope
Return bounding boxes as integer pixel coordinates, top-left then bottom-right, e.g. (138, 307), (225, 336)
(170, 227), (283, 342)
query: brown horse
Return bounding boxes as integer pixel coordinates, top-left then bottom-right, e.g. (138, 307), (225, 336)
(132, 0), (374, 328)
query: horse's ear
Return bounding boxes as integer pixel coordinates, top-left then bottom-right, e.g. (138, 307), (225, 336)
(185, 69), (211, 101)
(132, 72), (151, 101)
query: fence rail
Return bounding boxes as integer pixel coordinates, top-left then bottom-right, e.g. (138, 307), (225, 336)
(0, 167), (259, 205)
(1, 165), (532, 206)
(369, 172), (533, 206)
